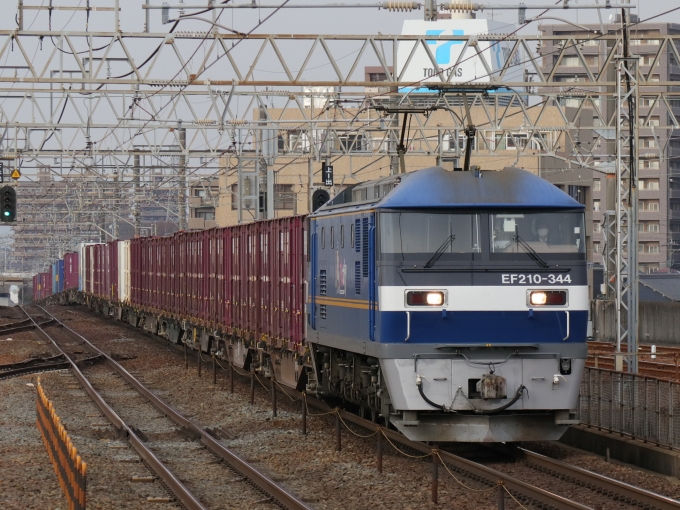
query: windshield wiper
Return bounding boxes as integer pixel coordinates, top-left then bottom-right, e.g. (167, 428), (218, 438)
(513, 232), (549, 269)
(424, 235), (456, 268)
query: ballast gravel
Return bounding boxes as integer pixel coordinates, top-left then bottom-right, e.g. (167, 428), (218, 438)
(5, 303), (680, 509)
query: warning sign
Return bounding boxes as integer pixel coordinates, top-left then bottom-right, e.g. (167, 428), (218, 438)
(10, 169), (20, 179)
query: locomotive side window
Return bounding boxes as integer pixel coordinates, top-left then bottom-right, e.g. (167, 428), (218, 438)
(490, 212), (585, 254)
(380, 212), (480, 259)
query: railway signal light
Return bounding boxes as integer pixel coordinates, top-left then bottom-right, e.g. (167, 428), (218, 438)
(1, 185), (16, 222)
(311, 189), (330, 212)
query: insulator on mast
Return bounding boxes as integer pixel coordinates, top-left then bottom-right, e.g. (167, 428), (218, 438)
(381, 1), (420, 12)
(442, 1), (478, 13)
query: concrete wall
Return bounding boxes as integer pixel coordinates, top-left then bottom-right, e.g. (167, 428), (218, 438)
(593, 299), (680, 344)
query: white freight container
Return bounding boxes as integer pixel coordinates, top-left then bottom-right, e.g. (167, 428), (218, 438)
(118, 240), (131, 303)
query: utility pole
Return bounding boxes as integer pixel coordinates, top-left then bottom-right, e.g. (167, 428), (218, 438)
(614, 10), (639, 373)
(178, 122), (187, 231)
(133, 154), (141, 237)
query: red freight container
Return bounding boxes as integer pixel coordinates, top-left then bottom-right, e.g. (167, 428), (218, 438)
(39, 272), (52, 299)
(96, 243), (105, 298)
(64, 252), (79, 290)
(85, 245), (92, 294)
(105, 241), (119, 301)
(128, 217), (305, 350)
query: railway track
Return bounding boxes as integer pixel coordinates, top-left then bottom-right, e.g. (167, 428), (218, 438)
(21, 305), (312, 510)
(459, 443), (680, 510)
(36, 304), (680, 510)
(587, 341), (680, 380)
(300, 388), (680, 510)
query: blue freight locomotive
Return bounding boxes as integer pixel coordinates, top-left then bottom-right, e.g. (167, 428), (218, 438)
(36, 165), (587, 443)
(306, 166), (586, 442)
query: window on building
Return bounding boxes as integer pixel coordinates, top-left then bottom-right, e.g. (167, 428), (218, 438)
(195, 189), (207, 198)
(369, 72), (388, 82)
(568, 185), (587, 205)
(640, 160), (660, 169)
(506, 132), (529, 149)
(594, 222), (602, 233)
(643, 200), (660, 211)
(274, 184), (296, 210)
(530, 132), (553, 151)
(339, 133), (369, 152)
(593, 199), (601, 212)
(194, 208), (215, 221)
(641, 138), (659, 149)
(559, 56), (581, 67)
(593, 242), (601, 253)
(593, 179), (601, 192)
(642, 179), (660, 190)
(481, 131), (496, 151)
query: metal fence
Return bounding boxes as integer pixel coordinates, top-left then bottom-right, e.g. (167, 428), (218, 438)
(36, 378), (87, 510)
(578, 367), (679, 449)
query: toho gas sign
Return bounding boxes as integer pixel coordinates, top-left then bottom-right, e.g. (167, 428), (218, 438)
(397, 19), (520, 92)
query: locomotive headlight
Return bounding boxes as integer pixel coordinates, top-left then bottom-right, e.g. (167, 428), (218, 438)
(426, 292), (444, 306)
(406, 290), (447, 307)
(529, 291), (547, 306)
(527, 290), (567, 307)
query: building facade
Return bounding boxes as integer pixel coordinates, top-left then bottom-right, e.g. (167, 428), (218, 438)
(539, 22), (680, 273)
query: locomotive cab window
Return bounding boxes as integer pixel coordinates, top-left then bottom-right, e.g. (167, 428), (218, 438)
(380, 212), (481, 262)
(490, 212), (585, 259)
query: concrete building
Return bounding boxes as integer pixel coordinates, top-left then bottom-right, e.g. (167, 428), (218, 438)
(188, 177), (219, 231)
(214, 105), (572, 226)
(539, 22), (680, 273)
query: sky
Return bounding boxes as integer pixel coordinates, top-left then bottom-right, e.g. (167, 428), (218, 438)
(6, 0), (680, 39)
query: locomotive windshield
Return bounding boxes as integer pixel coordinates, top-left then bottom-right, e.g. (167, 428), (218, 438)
(380, 212), (481, 258)
(490, 212), (585, 254)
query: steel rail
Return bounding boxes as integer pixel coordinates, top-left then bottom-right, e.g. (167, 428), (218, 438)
(0, 354), (65, 370)
(20, 306), (208, 510)
(516, 447), (680, 510)
(33, 306), (312, 510)
(52, 304), (670, 510)
(300, 394), (591, 510)
(0, 361), (70, 380)
(0, 318), (54, 335)
(223, 358), (680, 510)
(0, 318), (33, 330)
(0, 355), (103, 380)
